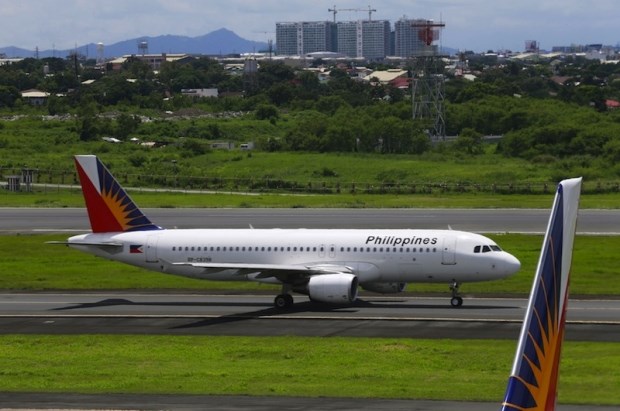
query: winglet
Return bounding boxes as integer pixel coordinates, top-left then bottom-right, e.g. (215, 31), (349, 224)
(74, 155), (161, 233)
(501, 177), (581, 411)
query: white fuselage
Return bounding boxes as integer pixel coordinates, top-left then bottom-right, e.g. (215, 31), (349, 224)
(68, 228), (520, 286)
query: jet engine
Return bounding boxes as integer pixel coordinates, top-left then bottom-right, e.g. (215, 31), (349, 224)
(361, 282), (407, 294)
(306, 273), (358, 303)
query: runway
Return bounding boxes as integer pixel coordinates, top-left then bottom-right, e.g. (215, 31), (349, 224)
(1, 293), (618, 341)
(1, 207), (619, 234)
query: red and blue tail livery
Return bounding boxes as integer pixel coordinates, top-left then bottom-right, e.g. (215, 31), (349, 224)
(501, 177), (581, 411)
(74, 155), (161, 233)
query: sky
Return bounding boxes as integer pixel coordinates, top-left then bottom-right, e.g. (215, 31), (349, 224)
(1, 0), (618, 53)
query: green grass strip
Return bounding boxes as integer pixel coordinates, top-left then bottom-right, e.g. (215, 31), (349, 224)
(2, 188), (620, 208)
(1, 234), (619, 295)
(0, 335), (617, 405)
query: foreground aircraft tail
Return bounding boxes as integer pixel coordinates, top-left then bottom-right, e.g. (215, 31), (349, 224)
(501, 177), (582, 411)
(74, 155), (161, 233)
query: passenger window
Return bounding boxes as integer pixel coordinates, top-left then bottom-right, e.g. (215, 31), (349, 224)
(172, 247), (176, 251)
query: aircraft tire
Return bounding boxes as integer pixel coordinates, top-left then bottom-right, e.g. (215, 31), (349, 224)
(274, 294), (293, 309)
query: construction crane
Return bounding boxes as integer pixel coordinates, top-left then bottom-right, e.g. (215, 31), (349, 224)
(328, 5), (377, 23)
(253, 30), (275, 58)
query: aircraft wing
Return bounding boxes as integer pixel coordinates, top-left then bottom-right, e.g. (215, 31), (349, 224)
(172, 262), (354, 282)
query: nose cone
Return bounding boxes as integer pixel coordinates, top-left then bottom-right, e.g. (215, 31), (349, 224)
(503, 253), (521, 276)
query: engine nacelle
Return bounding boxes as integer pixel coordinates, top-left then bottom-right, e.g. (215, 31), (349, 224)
(307, 273), (358, 304)
(361, 282), (407, 294)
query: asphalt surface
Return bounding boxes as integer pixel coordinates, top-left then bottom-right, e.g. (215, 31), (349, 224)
(1, 207), (619, 234)
(1, 293), (618, 341)
(0, 392), (617, 411)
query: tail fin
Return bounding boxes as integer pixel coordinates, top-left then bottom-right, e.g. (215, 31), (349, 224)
(501, 177), (581, 411)
(74, 155), (161, 233)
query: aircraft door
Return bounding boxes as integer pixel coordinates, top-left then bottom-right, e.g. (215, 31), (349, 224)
(146, 235), (159, 263)
(441, 236), (457, 265)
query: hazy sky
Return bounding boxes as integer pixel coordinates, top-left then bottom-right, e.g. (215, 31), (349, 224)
(1, 0), (618, 52)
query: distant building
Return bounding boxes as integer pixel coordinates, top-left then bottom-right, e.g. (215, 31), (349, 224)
(276, 18), (436, 60)
(181, 88), (219, 98)
(276, 21), (337, 56)
(337, 20), (391, 60)
(394, 18), (431, 57)
(21, 89), (50, 106)
(363, 69), (409, 86)
(108, 53), (193, 71)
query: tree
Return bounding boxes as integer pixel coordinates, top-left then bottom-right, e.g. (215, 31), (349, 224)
(115, 113), (141, 139)
(453, 128), (484, 155)
(255, 104), (279, 121)
(0, 85), (20, 108)
(76, 99), (100, 141)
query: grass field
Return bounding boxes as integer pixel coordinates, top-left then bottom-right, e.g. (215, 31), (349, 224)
(2, 187), (620, 209)
(0, 335), (617, 405)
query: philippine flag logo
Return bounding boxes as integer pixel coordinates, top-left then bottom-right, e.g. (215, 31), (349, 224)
(129, 244), (144, 254)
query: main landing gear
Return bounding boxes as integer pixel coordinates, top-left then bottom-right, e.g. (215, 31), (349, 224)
(274, 284), (294, 309)
(450, 280), (463, 307)
(274, 293), (294, 309)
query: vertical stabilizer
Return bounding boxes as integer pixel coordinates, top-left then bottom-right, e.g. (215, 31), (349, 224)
(501, 177), (581, 411)
(74, 155), (161, 233)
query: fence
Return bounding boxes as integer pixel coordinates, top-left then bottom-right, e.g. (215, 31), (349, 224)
(1, 167), (619, 195)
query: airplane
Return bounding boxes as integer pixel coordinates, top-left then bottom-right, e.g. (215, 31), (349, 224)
(56, 154), (521, 309)
(501, 177), (581, 410)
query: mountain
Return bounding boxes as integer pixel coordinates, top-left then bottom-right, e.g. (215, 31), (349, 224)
(0, 28), (269, 59)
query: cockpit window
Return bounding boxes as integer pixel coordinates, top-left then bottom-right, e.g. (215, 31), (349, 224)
(474, 244), (503, 253)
